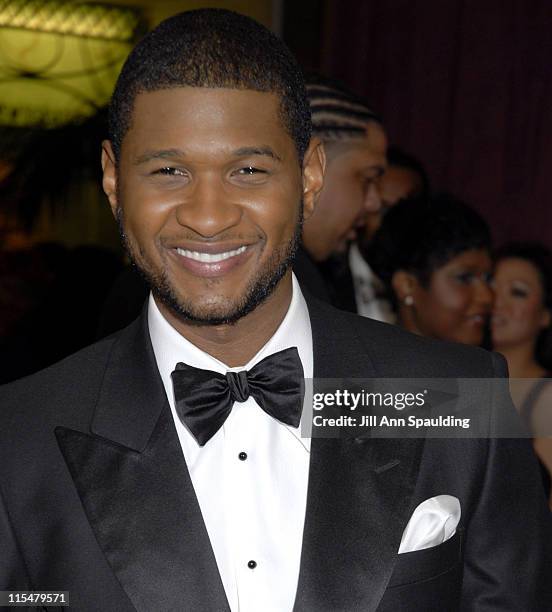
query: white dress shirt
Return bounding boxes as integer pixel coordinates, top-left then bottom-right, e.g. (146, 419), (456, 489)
(148, 274), (313, 612)
(349, 243), (396, 323)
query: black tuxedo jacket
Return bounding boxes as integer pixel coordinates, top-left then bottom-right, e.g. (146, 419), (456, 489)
(1, 297), (550, 611)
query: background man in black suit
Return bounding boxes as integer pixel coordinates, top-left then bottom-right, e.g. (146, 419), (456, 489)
(299, 76), (388, 311)
(1, 9), (550, 611)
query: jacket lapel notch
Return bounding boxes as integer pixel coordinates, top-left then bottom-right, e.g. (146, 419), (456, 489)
(91, 312), (166, 452)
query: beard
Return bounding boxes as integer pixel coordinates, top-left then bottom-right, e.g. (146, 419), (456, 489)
(116, 204), (303, 326)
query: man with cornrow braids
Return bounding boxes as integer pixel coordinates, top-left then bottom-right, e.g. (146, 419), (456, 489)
(301, 75), (387, 311)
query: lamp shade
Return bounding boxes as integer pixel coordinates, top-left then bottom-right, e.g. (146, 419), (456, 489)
(0, 1), (143, 127)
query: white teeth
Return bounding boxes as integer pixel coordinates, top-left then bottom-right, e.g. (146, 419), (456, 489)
(176, 245), (247, 263)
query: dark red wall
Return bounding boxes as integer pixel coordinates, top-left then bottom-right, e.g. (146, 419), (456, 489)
(285, 0), (552, 247)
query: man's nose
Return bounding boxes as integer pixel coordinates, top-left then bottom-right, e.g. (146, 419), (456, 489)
(364, 182), (382, 213)
(175, 176), (242, 237)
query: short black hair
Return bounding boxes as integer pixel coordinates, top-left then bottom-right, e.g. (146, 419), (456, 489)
(305, 73), (381, 142)
(369, 193), (492, 306)
(495, 242), (552, 369)
(109, 9), (311, 163)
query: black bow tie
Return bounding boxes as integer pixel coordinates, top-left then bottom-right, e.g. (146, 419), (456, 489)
(171, 347), (305, 446)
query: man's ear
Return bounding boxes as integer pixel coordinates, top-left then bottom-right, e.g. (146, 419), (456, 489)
(391, 270), (419, 305)
(302, 137), (325, 221)
(101, 140), (118, 218)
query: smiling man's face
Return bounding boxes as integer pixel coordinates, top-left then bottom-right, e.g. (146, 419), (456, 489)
(102, 87), (322, 326)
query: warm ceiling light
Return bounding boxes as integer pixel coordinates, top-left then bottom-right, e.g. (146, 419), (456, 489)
(0, 0), (141, 42)
(0, 1), (145, 127)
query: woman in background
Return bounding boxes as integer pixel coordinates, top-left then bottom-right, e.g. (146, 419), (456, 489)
(492, 243), (552, 505)
(369, 194), (493, 346)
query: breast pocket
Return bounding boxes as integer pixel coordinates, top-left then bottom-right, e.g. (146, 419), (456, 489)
(387, 529), (463, 588)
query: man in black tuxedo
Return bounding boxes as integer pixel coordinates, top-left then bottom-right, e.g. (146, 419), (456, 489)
(1, 9), (550, 611)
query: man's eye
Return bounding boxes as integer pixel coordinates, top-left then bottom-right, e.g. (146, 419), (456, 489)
(154, 167), (186, 176)
(236, 166), (265, 175)
(231, 166), (269, 184)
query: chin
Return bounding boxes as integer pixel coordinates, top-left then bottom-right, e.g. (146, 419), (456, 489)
(491, 334), (521, 350)
(457, 333), (484, 346)
(161, 293), (247, 326)
(490, 325), (510, 344)
(333, 241), (348, 255)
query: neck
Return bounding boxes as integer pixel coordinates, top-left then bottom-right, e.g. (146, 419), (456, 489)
(494, 340), (545, 378)
(157, 273), (293, 367)
(398, 307), (422, 337)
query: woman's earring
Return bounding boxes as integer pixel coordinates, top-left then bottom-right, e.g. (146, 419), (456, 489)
(403, 295), (414, 306)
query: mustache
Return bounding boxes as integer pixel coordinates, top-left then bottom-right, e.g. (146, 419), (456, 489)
(115, 206), (262, 245)
(160, 232), (264, 244)
(115, 197), (305, 246)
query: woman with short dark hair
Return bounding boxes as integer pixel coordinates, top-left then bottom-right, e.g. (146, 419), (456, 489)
(368, 194), (493, 346)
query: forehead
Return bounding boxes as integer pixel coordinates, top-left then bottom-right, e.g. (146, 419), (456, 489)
(364, 121), (387, 152)
(443, 248), (492, 269)
(122, 87), (294, 157)
(497, 257), (542, 283)
(382, 166), (421, 188)
(380, 167), (421, 204)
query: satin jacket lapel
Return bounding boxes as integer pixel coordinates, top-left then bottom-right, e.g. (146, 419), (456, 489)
(56, 314), (229, 612)
(294, 298), (426, 611)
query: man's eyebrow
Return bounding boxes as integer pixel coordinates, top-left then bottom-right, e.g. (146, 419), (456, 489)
(232, 146), (282, 161)
(133, 146), (282, 165)
(133, 149), (185, 165)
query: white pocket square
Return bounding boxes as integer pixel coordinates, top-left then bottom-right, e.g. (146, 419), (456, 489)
(398, 495), (461, 554)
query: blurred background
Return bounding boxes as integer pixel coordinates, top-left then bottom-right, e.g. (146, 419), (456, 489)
(1, 0), (551, 381)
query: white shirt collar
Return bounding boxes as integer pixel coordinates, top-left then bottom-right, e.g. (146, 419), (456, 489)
(148, 273), (313, 449)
